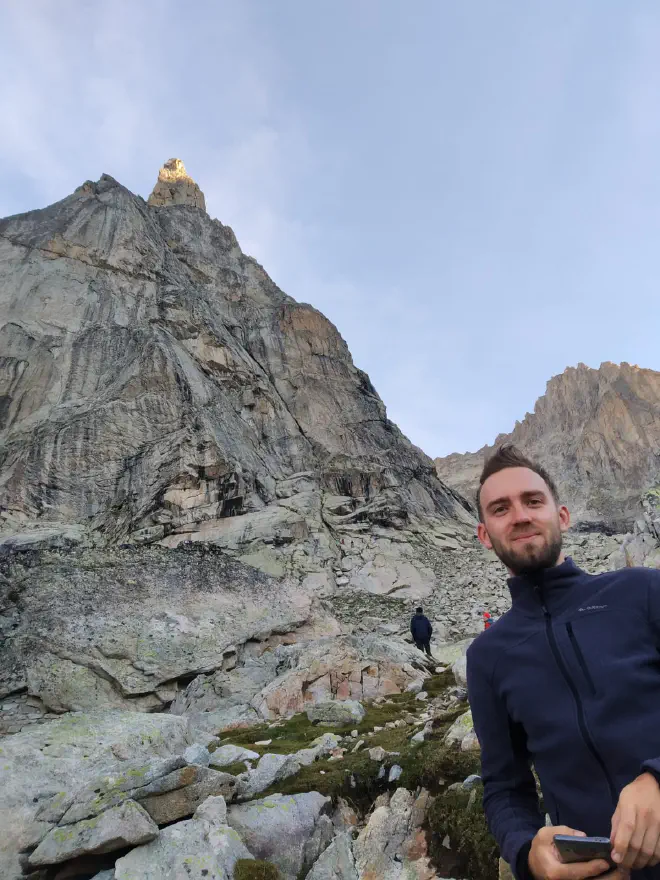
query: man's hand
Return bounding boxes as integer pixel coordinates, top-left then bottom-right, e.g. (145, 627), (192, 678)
(611, 772), (660, 871)
(528, 826), (614, 880)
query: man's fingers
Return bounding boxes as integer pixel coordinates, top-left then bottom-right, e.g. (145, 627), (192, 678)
(559, 858), (612, 880)
(551, 826), (587, 838)
(612, 806), (636, 864)
(632, 824), (660, 870)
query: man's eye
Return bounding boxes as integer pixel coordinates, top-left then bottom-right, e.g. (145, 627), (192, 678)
(493, 506), (506, 515)
(529, 499), (541, 506)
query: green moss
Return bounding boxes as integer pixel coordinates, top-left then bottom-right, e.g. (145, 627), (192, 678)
(234, 858), (282, 879)
(219, 760), (249, 776)
(399, 734), (481, 792)
(427, 787), (498, 880)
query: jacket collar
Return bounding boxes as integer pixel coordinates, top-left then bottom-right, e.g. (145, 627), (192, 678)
(507, 557), (588, 615)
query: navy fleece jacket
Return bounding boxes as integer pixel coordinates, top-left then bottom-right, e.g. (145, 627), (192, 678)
(466, 559), (660, 880)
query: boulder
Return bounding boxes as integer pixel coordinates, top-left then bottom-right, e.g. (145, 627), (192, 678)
(42, 757), (189, 825)
(306, 833), (357, 880)
(353, 787), (436, 879)
(183, 743), (211, 766)
(236, 753), (301, 801)
(0, 711), (189, 880)
(114, 796), (252, 879)
(138, 767), (238, 824)
(445, 710), (475, 748)
(29, 800), (157, 867)
(209, 744), (260, 768)
(227, 792), (331, 880)
(306, 700), (365, 726)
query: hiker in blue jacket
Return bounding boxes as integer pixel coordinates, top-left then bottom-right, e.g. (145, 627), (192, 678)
(467, 444), (660, 880)
(410, 606), (433, 656)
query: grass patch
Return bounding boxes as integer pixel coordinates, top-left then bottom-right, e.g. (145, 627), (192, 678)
(234, 859), (282, 879)
(399, 734), (481, 792)
(261, 748), (387, 812)
(216, 760), (249, 776)
(427, 787), (498, 880)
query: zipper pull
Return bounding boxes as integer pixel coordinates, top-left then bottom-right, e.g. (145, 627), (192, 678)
(534, 585), (550, 617)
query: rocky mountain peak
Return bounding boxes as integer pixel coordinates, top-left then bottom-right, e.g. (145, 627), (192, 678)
(435, 361), (660, 531)
(147, 157), (206, 210)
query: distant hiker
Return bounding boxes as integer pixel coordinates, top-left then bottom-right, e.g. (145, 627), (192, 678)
(410, 606), (433, 656)
(483, 610), (493, 630)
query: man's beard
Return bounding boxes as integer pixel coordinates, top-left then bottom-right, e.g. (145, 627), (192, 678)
(490, 526), (563, 576)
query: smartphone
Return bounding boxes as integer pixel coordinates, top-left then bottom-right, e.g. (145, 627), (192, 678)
(554, 835), (616, 869)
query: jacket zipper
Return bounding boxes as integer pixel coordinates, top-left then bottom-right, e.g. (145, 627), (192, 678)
(566, 622), (597, 696)
(535, 585), (617, 804)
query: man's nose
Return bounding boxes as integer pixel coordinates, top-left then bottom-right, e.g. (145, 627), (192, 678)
(510, 502), (532, 523)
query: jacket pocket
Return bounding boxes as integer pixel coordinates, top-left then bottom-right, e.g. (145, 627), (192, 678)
(566, 622), (597, 696)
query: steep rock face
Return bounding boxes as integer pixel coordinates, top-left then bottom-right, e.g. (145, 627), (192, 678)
(0, 162), (474, 718)
(435, 363), (660, 530)
(0, 167), (470, 545)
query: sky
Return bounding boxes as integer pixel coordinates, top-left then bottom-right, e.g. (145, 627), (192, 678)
(2, 1), (660, 457)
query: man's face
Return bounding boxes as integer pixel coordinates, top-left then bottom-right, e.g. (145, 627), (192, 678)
(477, 467), (570, 575)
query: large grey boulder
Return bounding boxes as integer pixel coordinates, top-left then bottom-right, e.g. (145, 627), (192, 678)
(235, 753), (301, 801)
(40, 756), (188, 824)
(28, 800), (157, 867)
(307, 833), (358, 880)
(114, 796), (251, 879)
(306, 700), (365, 726)
(227, 792), (331, 880)
(138, 767), (238, 824)
(0, 711), (189, 880)
(353, 787), (435, 879)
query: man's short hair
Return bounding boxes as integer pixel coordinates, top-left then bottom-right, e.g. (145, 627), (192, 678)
(476, 444), (559, 522)
(415, 606), (423, 614)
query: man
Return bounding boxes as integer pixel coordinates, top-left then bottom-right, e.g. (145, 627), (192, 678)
(467, 445), (660, 880)
(410, 606), (433, 656)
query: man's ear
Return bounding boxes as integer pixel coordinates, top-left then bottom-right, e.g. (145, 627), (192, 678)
(477, 522), (493, 550)
(558, 505), (570, 533)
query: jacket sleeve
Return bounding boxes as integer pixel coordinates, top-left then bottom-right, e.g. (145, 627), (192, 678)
(467, 645), (544, 880)
(641, 571), (660, 783)
(428, 619), (433, 638)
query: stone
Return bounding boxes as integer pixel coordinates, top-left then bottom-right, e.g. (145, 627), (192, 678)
(306, 700), (365, 725)
(405, 680), (424, 694)
(368, 747), (387, 762)
(306, 832), (357, 880)
(209, 744), (260, 768)
(460, 728), (481, 753)
(50, 757), (190, 825)
(114, 795), (251, 879)
(90, 872), (115, 880)
(138, 767), (237, 824)
(415, 691), (428, 701)
(236, 753), (301, 801)
(445, 710), (475, 748)
(0, 711), (189, 880)
(29, 800), (157, 867)
(353, 787), (436, 879)
(411, 731), (426, 745)
(295, 733), (342, 766)
(183, 743), (211, 766)
(461, 774), (482, 790)
(452, 654), (468, 689)
(227, 792), (331, 880)
(388, 764), (403, 782)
